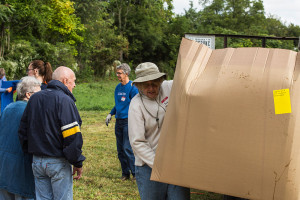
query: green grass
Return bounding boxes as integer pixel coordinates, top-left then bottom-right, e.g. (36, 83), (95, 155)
(73, 79), (223, 199)
(73, 78), (119, 111)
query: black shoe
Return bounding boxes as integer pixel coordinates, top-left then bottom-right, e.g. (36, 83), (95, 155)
(120, 175), (130, 181)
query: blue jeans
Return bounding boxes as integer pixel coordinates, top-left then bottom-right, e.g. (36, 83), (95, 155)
(32, 155), (73, 200)
(115, 118), (135, 177)
(135, 165), (190, 200)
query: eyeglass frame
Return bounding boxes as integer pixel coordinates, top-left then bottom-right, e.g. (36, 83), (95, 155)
(116, 71), (125, 76)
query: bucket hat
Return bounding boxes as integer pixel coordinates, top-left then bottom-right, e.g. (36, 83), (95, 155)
(133, 62), (166, 83)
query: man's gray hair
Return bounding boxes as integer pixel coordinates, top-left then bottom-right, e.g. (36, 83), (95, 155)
(116, 63), (131, 75)
(17, 76), (41, 100)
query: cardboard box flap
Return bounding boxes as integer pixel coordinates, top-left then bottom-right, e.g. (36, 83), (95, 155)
(151, 38), (300, 200)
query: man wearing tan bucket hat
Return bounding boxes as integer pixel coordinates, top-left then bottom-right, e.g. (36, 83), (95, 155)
(128, 62), (190, 200)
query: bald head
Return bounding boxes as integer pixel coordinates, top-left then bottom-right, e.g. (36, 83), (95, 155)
(52, 66), (74, 81)
(52, 66), (76, 93)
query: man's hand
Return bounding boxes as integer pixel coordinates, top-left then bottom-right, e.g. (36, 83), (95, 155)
(105, 114), (112, 126)
(72, 167), (83, 180)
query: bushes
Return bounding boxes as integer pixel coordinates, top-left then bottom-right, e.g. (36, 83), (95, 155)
(1, 39), (79, 79)
(0, 60), (18, 80)
(3, 40), (37, 79)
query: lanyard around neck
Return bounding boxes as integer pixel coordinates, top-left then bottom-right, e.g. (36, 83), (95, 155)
(140, 91), (164, 128)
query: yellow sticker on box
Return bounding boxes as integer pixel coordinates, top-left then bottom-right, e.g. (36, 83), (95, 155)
(273, 89), (292, 114)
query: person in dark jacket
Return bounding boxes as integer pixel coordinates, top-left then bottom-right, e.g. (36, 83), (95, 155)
(0, 76), (41, 200)
(19, 66), (85, 200)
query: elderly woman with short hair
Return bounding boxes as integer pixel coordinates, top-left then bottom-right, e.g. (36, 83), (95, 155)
(0, 76), (41, 200)
(128, 62), (190, 200)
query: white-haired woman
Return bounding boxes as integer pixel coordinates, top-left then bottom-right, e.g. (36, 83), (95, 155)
(128, 62), (190, 200)
(0, 76), (41, 200)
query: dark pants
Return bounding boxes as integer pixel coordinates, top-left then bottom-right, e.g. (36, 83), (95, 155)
(115, 118), (135, 177)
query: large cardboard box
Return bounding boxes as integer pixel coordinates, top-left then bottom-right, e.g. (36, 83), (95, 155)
(151, 38), (300, 200)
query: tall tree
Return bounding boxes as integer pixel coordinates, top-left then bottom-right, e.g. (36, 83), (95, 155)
(109, 0), (132, 61)
(110, 0), (173, 65)
(198, 0), (266, 34)
(0, 3), (14, 58)
(73, 0), (128, 77)
(0, 0), (85, 78)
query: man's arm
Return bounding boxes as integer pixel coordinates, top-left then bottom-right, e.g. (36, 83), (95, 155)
(60, 101), (86, 168)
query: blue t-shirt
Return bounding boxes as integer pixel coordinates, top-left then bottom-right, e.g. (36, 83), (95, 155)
(110, 80), (138, 119)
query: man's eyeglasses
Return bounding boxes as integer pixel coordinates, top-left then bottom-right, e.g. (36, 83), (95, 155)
(116, 72), (124, 76)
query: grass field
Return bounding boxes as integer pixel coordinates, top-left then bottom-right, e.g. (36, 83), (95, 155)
(73, 79), (223, 200)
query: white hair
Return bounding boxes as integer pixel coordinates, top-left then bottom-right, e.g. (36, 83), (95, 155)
(17, 76), (41, 100)
(116, 63), (131, 75)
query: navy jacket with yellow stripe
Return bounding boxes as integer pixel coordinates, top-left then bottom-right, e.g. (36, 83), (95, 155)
(18, 80), (85, 168)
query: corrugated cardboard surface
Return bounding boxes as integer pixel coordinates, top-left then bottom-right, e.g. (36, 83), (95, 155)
(151, 38), (300, 200)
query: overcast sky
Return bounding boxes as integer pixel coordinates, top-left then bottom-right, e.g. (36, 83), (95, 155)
(172, 0), (300, 26)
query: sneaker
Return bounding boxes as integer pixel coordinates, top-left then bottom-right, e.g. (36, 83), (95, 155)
(120, 176), (130, 181)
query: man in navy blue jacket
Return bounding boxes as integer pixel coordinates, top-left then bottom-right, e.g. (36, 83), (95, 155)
(106, 63), (138, 181)
(19, 66), (85, 200)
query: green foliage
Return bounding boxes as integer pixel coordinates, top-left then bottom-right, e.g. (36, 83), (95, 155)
(0, 60), (18, 80)
(2, 0), (84, 61)
(0, 4), (14, 23)
(1, 0), (300, 82)
(53, 42), (78, 71)
(91, 32), (128, 77)
(1, 39), (79, 79)
(76, 65), (94, 83)
(73, 0), (127, 77)
(4, 40), (37, 79)
(45, 0), (85, 44)
(111, 0), (173, 65)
